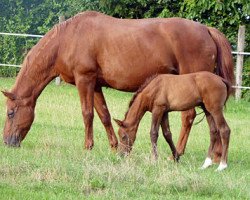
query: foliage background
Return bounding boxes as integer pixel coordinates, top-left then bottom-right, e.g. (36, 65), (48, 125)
(0, 0), (249, 96)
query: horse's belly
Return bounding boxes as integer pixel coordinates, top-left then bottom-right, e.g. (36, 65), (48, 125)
(99, 51), (177, 91)
(101, 63), (175, 92)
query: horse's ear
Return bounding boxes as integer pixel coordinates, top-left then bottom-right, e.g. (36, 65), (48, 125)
(1, 91), (16, 100)
(113, 118), (124, 127)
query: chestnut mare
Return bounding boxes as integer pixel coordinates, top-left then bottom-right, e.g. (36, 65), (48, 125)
(2, 11), (233, 160)
(115, 72), (231, 171)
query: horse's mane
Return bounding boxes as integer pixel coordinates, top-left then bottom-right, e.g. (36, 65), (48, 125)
(13, 11), (110, 94)
(124, 74), (159, 118)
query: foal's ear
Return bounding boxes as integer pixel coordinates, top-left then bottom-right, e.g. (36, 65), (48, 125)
(1, 90), (16, 100)
(113, 118), (124, 127)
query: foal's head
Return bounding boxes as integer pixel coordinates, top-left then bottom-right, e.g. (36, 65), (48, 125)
(2, 91), (35, 147)
(114, 119), (137, 155)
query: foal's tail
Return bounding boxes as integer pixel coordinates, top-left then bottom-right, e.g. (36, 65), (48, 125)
(221, 78), (232, 104)
(208, 27), (234, 93)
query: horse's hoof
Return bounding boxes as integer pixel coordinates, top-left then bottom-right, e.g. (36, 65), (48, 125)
(85, 142), (94, 150)
(200, 157), (213, 169)
(215, 162), (227, 171)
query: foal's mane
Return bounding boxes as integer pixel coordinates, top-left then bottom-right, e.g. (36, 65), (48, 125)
(124, 74), (159, 118)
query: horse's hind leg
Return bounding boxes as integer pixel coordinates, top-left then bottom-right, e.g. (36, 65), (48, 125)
(161, 112), (179, 162)
(201, 111), (218, 169)
(94, 87), (118, 149)
(212, 111), (230, 171)
(176, 109), (196, 156)
(150, 107), (164, 160)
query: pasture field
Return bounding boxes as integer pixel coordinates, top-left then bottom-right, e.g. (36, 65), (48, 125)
(0, 78), (249, 199)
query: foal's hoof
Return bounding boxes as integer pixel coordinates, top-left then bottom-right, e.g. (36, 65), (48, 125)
(110, 142), (118, 152)
(174, 155), (180, 163)
(215, 162), (227, 171)
(167, 155), (179, 162)
(200, 157), (213, 170)
(167, 155), (174, 161)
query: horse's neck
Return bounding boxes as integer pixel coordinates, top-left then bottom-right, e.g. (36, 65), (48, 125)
(12, 63), (56, 106)
(11, 26), (60, 105)
(125, 95), (147, 129)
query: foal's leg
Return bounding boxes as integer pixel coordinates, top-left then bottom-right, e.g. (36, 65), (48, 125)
(201, 111), (218, 169)
(175, 109), (196, 155)
(176, 109), (222, 162)
(212, 111), (230, 171)
(150, 108), (164, 160)
(76, 74), (96, 150)
(94, 87), (118, 149)
(161, 112), (179, 161)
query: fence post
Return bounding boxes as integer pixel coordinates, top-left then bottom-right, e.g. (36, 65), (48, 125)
(55, 15), (65, 85)
(235, 25), (246, 100)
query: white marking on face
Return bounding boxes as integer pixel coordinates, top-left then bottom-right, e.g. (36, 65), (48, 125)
(200, 157), (212, 169)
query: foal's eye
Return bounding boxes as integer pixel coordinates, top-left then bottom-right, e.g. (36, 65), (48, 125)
(7, 109), (15, 119)
(122, 134), (128, 141)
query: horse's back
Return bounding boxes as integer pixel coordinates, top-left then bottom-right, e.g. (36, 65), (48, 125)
(56, 12), (217, 91)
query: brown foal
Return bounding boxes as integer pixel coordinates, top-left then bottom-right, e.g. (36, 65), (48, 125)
(115, 72), (231, 171)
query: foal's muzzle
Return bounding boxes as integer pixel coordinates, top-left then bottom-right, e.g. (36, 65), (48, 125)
(118, 143), (132, 157)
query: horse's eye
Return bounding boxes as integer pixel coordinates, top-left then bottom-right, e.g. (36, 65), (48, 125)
(7, 109), (15, 119)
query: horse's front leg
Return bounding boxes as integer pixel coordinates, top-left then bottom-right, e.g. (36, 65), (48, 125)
(94, 87), (118, 150)
(175, 109), (196, 156)
(150, 107), (164, 160)
(76, 74), (96, 150)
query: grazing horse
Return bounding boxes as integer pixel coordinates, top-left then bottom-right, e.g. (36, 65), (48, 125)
(114, 72), (231, 171)
(2, 11), (233, 159)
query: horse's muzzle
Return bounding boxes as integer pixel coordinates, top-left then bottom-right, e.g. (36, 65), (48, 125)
(3, 135), (21, 147)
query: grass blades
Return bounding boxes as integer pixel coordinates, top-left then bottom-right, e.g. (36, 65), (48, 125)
(0, 78), (249, 199)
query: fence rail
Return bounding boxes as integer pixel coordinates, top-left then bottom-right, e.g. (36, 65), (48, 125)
(0, 63), (21, 67)
(232, 51), (250, 56)
(0, 32), (43, 38)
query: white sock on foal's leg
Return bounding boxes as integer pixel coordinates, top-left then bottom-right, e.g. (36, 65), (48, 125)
(216, 162), (228, 171)
(201, 157), (213, 169)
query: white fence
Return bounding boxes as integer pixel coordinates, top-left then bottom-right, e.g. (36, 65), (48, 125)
(0, 25), (249, 99)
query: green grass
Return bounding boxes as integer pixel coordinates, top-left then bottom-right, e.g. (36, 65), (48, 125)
(0, 78), (249, 199)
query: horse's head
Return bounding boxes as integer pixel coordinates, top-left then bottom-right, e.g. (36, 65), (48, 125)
(2, 91), (35, 147)
(114, 119), (136, 156)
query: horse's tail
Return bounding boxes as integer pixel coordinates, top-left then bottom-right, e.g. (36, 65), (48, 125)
(208, 27), (234, 93)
